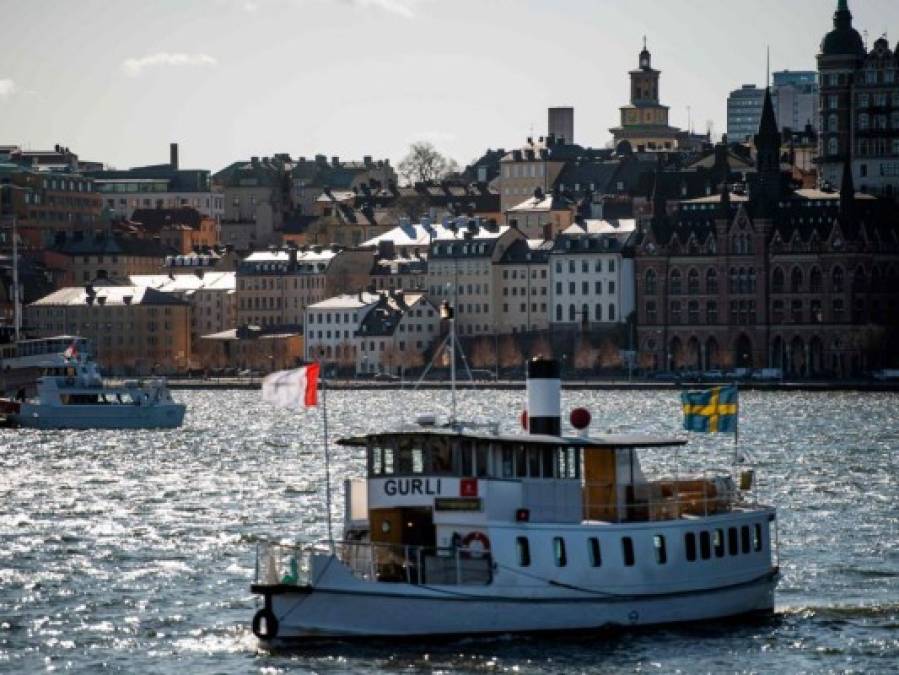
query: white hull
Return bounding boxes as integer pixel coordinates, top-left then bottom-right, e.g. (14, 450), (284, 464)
(11, 402), (185, 429)
(259, 568), (778, 644)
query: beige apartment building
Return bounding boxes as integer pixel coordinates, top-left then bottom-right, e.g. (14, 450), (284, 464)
(236, 246), (372, 328)
(505, 188), (576, 239)
(26, 285), (191, 374)
(426, 221), (525, 336)
(493, 239), (552, 334)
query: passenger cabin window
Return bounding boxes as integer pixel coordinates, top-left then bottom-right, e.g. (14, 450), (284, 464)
(514, 446), (527, 478)
(622, 537), (635, 566)
(588, 537), (602, 567)
(753, 524), (763, 552)
(685, 533), (697, 561)
(553, 537), (567, 567)
(653, 535), (667, 564)
(728, 527), (739, 556)
(517, 537), (531, 567)
(741, 526), (751, 554)
(501, 447), (514, 478)
(714, 529), (725, 558)
(699, 531), (711, 560)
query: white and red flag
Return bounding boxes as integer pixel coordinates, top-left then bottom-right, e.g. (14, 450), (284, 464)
(63, 342), (78, 360)
(262, 363), (320, 409)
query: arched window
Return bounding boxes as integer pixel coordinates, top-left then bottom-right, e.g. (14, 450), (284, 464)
(828, 138), (839, 155)
(595, 304), (603, 321)
(706, 269), (718, 294)
(828, 114), (838, 132)
(772, 267), (785, 293)
(687, 269), (700, 294)
(748, 268), (757, 293)
(791, 267), (803, 293)
(832, 266), (844, 293)
(858, 113), (870, 130)
(645, 269), (657, 295)
(608, 304), (616, 321)
(670, 302), (682, 324)
(555, 304), (562, 321)
(729, 267), (738, 293)
(871, 267), (882, 293)
(645, 301), (656, 323)
(670, 269), (682, 295)
(810, 267), (823, 293)
(706, 301), (718, 324)
(569, 304), (576, 322)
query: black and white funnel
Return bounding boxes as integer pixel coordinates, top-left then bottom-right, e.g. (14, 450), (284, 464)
(526, 357), (561, 436)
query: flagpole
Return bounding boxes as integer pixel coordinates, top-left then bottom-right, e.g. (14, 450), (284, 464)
(733, 383), (740, 467)
(320, 363), (335, 555)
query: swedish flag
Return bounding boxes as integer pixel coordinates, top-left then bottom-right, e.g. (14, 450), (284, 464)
(681, 385), (739, 433)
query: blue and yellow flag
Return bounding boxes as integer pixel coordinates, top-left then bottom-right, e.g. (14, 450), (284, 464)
(681, 385), (738, 433)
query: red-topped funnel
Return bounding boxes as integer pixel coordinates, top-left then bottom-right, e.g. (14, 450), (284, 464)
(526, 357), (561, 436)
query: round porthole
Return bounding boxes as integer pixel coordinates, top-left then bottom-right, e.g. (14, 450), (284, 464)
(381, 521), (391, 534)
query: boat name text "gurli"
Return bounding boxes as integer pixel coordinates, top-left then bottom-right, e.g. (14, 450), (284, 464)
(383, 478), (443, 496)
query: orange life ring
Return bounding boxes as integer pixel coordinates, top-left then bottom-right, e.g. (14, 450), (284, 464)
(461, 531), (491, 557)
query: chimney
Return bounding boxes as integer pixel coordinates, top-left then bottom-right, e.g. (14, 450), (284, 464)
(170, 143), (179, 170)
(332, 156), (340, 166)
(526, 357), (561, 436)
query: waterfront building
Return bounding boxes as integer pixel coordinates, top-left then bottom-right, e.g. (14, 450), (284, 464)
(128, 207), (218, 255)
(303, 291), (381, 368)
(199, 324), (304, 373)
(635, 88), (899, 376)
(129, 271), (236, 343)
(88, 144), (223, 222)
(235, 245), (371, 329)
(817, 0), (899, 196)
(548, 219), (637, 332)
(505, 188), (575, 240)
(26, 285), (191, 374)
(493, 238), (552, 335)
(214, 155), (292, 251)
(163, 246), (239, 271)
(0, 163), (102, 249)
(368, 246), (427, 293)
(291, 154), (397, 216)
(426, 220), (525, 336)
(354, 291), (440, 376)
(43, 234), (175, 286)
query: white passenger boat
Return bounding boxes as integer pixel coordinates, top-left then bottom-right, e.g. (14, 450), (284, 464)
(250, 358), (778, 645)
(0, 344), (185, 430)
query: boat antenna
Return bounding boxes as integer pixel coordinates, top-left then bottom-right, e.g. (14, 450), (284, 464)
(443, 300), (457, 425)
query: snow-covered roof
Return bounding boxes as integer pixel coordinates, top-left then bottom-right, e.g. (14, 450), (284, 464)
(129, 272), (236, 293)
(307, 292), (383, 311)
(562, 219), (637, 236)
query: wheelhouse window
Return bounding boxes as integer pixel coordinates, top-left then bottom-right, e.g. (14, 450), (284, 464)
(728, 527), (739, 556)
(553, 537), (567, 567)
(517, 537), (531, 567)
(741, 525), (751, 554)
(622, 537), (635, 567)
(753, 524), (763, 552)
(588, 537), (602, 567)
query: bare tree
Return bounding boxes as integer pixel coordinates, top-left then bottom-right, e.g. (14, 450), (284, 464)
(574, 338), (598, 372)
(470, 337), (496, 370)
(381, 342), (403, 374)
(498, 335), (524, 370)
(398, 142), (459, 185)
(530, 335), (553, 360)
(598, 339), (623, 370)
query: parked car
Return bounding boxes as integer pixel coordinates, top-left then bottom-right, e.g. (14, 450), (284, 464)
(651, 371), (679, 381)
(702, 369), (725, 381)
(724, 368), (752, 380)
(872, 369), (899, 381)
(373, 372), (400, 382)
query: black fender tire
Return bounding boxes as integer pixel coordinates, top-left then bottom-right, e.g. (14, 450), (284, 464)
(251, 607), (279, 640)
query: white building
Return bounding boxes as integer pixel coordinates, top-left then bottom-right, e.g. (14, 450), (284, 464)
(304, 292), (382, 366)
(355, 291), (440, 376)
(361, 217), (456, 257)
(548, 219), (637, 329)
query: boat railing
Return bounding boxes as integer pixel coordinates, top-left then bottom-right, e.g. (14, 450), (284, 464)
(582, 471), (759, 523)
(255, 540), (493, 588)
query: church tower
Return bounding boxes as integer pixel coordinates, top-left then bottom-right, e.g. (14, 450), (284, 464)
(609, 40), (682, 153)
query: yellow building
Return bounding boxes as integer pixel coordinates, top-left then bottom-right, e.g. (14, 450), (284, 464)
(26, 285), (191, 375)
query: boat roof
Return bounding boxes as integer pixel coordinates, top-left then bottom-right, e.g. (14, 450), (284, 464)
(337, 428), (687, 449)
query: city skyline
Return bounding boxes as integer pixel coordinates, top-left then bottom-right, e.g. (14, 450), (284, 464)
(2, 0), (899, 172)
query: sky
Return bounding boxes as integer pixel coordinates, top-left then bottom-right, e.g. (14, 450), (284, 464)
(2, 0), (899, 174)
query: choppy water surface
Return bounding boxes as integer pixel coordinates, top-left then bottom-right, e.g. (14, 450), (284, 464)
(0, 388), (897, 674)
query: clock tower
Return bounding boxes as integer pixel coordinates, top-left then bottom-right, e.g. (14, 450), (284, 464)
(610, 40), (682, 152)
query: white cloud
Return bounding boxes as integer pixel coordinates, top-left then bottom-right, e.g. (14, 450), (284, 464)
(243, 1), (259, 11)
(0, 78), (16, 98)
(121, 53), (218, 77)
